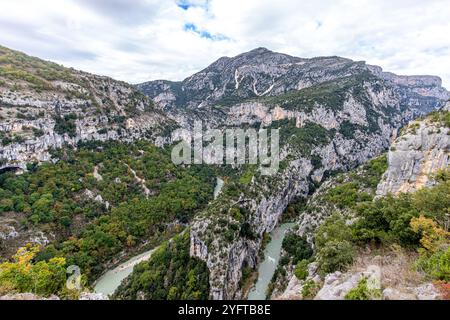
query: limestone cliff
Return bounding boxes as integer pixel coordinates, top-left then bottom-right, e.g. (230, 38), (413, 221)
(377, 108), (450, 196)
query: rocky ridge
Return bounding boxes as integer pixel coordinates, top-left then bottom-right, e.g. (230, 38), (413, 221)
(0, 46), (174, 170)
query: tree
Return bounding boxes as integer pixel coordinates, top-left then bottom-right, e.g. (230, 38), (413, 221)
(0, 245), (68, 296)
(317, 240), (355, 275)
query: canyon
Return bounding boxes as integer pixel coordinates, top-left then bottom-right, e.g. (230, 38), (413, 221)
(0, 46), (449, 300)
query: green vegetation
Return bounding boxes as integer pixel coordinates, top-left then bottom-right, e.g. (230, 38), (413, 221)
(324, 155), (388, 209)
(313, 169), (450, 278)
(269, 119), (335, 155)
(282, 234), (313, 264)
(33, 128), (45, 137)
(317, 239), (356, 275)
(301, 279), (320, 299)
(238, 165), (257, 185)
(275, 153), (448, 290)
(114, 231), (209, 300)
(339, 120), (361, 139)
(0, 65), (50, 91)
(0, 140), (214, 282)
(53, 113), (78, 137)
(0, 245), (81, 298)
(268, 156), (389, 290)
(428, 110), (450, 128)
(294, 260), (309, 280)
(263, 74), (373, 112)
(315, 214), (356, 275)
(324, 182), (373, 209)
(344, 277), (381, 300)
(352, 172), (449, 247)
(0, 132), (28, 146)
(411, 216), (450, 281)
(0, 45), (78, 91)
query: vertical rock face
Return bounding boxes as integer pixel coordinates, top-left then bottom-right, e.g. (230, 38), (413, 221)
(376, 110), (450, 196)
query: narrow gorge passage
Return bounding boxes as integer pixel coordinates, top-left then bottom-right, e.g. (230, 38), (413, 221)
(248, 223), (295, 300)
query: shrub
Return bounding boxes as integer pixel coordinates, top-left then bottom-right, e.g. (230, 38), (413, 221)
(301, 279), (320, 299)
(0, 198), (14, 213)
(294, 260), (309, 280)
(344, 277), (381, 300)
(282, 234), (313, 263)
(54, 114), (77, 137)
(317, 240), (355, 275)
(315, 214), (352, 249)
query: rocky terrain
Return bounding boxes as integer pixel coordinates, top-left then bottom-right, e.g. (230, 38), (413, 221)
(271, 110), (449, 300)
(0, 46), (174, 171)
(138, 49), (449, 299)
(0, 45), (449, 300)
(377, 103), (450, 196)
(277, 250), (443, 300)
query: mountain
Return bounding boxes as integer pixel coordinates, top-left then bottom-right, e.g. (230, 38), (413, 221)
(135, 49), (449, 299)
(138, 47), (449, 126)
(0, 45), (449, 300)
(0, 46), (175, 171)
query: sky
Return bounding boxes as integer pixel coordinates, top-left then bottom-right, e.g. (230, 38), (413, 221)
(0, 0), (449, 87)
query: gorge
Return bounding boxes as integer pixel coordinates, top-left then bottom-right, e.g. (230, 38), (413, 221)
(0, 45), (449, 301)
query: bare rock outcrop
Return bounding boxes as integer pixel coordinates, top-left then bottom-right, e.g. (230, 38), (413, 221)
(377, 112), (450, 196)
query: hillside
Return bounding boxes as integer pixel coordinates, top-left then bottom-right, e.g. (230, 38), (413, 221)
(0, 46), (175, 170)
(273, 110), (449, 300)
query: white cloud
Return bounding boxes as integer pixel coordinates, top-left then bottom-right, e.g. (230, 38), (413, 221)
(0, 0), (449, 88)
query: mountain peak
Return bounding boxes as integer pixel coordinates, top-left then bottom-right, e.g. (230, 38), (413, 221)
(247, 47), (272, 54)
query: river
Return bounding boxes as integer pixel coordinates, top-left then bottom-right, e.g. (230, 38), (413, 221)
(93, 247), (159, 296)
(247, 223), (295, 300)
(94, 178), (225, 297)
(94, 178), (288, 300)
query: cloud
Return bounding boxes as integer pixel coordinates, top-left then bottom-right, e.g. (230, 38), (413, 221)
(76, 0), (162, 25)
(0, 0), (449, 88)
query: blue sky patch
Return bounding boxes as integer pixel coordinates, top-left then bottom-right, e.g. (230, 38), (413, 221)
(176, 0), (209, 11)
(183, 23), (229, 41)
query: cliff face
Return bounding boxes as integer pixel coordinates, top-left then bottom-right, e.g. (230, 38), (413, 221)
(377, 108), (450, 196)
(138, 49), (449, 299)
(0, 46), (174, 170)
